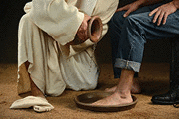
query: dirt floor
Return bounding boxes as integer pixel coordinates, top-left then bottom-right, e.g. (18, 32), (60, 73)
(0, 62), (179, 119)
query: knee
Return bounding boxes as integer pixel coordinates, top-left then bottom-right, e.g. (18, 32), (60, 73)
(123, 15), (138, 27)
(123, 13), (149, 28)
(109, 11), (125, 28)
(109, 11), (126, 39)
(88, 82), (97, 90)
(87, 76), (98, 90)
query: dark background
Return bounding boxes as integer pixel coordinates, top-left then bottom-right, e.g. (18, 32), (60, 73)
(0, 0), (31, 63)
(0, 0), (171, 63)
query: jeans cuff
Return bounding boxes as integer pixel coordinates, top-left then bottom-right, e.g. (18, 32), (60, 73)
(114, 58), (141, 72)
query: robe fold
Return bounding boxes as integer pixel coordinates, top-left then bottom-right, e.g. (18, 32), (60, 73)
(18, 0), (119, 96)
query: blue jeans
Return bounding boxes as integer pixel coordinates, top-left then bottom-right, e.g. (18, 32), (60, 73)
(109, 2), (179, 78)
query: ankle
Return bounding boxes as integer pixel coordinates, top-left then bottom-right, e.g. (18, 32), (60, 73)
(116, 86), (131, 94)
(31, 90), (45, 98)
(114, 90), (131, 98)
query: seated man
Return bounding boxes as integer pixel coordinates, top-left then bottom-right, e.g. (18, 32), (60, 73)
(10, 0), (118, 112)
(93, 0), (179, 105)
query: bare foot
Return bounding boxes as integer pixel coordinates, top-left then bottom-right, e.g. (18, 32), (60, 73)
(105, 79), (141, 94)
(25, 61), (45, 98)
(31, 77), (45, 98)
(93, 69), (134, 106)
(24, 62), (53, 112)
(105, 86), (117, 92)
(92, 92), (133, 106)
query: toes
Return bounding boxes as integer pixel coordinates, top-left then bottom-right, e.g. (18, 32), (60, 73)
(105, 86), (117, 92)
(105, 88), (110, 91)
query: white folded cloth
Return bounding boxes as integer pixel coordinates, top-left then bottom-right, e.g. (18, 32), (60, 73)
(10, 96), (54, 112)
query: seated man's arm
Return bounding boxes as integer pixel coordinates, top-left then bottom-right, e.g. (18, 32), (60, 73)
(117, 0), (163, 17)
(117, 0), (178, 26)
(149, 0), (178, 25)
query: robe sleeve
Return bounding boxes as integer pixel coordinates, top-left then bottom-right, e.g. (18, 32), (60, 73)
(28, 0), (84, 45)
(63, 0), (119, 57)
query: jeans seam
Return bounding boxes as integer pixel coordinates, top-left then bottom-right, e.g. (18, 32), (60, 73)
(134, 22), (145, 48)
(127, 44), (134, 61)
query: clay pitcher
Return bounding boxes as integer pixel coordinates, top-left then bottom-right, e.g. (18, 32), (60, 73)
(69, 16), (103, 45)
(87, 16), (103, 43)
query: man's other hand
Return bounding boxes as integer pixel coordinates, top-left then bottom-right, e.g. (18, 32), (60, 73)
(116, 1), (141, 17)
(76, 14), (91, 42)
(149, 2), (177, 26)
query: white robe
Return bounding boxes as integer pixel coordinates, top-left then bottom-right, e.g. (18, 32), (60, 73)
(17, 0), (118, 96)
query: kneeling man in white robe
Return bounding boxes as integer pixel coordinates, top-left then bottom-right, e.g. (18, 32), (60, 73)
(10, 0), (118, 112)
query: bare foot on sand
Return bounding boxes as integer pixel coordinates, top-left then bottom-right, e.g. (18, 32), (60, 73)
(92, 91), (133, 106)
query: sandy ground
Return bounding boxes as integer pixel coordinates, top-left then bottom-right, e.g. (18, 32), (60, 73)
(0, 62), (179, 119)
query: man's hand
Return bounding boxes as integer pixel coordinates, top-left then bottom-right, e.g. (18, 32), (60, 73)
(76, 14), (91, 42)
(149, 2), (177, 26)
(116, 1), (142, 17)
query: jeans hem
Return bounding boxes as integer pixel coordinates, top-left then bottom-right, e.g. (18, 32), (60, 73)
(114, 58), (141, 72)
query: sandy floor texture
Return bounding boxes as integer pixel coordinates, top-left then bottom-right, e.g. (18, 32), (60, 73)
(0, 62), (179, 119)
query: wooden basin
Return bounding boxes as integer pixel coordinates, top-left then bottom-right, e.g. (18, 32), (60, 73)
(74, 92), (138, 112)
